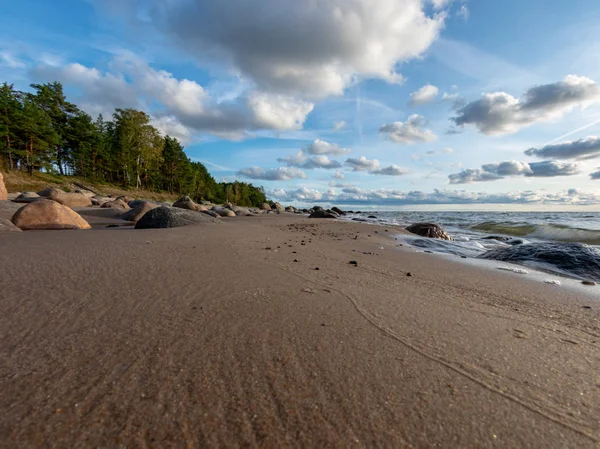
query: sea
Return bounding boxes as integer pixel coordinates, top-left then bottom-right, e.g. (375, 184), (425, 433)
(341, 211), (600, 283)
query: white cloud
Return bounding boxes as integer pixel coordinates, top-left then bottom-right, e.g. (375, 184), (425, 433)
(525, 136), (600, 160)
(33, 56), (314, 138)
(379, 114), (438, 144)
(409, 84), (439, 106)
(457, 5), (469, 20)
(124, 0), (444, 100)
(345, 156), (381, 172)
(449, 160), (581, 183)
(370, 165), (410, 176)
(237, 166), (307, 181)
(441, 147), (454, 154)
(453, 75), (600, 135)
(0, 51), (26, 69)
(269, 187), (600, 206)
(304, 139), (351, 156)
(333, 121), (346, 132)
(333, 170), (345, 180)
(150, 116), (194, 144)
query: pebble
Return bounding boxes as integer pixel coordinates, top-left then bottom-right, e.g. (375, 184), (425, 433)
(315, 267), (320, 271)
(406, 272), (413, 277)
(582, 281), (596, 286)
(349, 261), (358, 266)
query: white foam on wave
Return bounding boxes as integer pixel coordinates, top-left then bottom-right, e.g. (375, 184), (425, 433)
(544, 279), (562, 286)
(496, 266), (529, 274)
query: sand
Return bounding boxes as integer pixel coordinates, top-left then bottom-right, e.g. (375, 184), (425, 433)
(0, 213), (599, 448)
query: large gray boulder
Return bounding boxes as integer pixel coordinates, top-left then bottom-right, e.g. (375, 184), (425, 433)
(309, 209), (339, 219)
(331, 207), (346, 216)
(135, 207), (220, 229)
(260, 203), (272, 211)
(406, 223), (452, 241)
(272, 202), (285, 212)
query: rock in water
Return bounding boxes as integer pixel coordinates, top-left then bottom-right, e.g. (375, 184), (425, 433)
(309, 210), (339, 219)
(331, 207), (346, 216)
(12, 199), (91, 230)
(406, 223), (452, 240)
(101, 198), (131, 210)
(173, 196), (206, 212)
(121, 201), (159, 222)
(135, 207), (219, 229)
(13, 192), (41, 203)
(0, 218), (22, 232)
(260, 203), (272, 211)
(0, 172), (7, 201)
(48, 191), (93, 208)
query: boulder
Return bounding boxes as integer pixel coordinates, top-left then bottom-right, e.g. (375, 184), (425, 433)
(37, 187), (64, 198)
(135, 206), (219, 229)
(13, 192), (41, 203)
(101, 198), (131, 210)
(116, 195), (133, 203)
(121, 201), (158, 222)
(406, 223), (452, 241)
(201, 210), (220, 218)
(285, 206), (296, 213)
(12, 199), (91, 230)
(272, 202), (285, 212)
(215, 208), (236, 217)
(0, 172), (8, 201)
(233, 206), (251, 216)
(91, 196), (112, 206)
(173, 196), (206, 212)
(260, 203), (272, 211)
(0, 218), (22, 233)
(309, 210), (339, 219)
(331, 207), (346, 216)
(313, 206), (324, 212)
(73, 189), (95, 198)
(48, 191), (93, 208)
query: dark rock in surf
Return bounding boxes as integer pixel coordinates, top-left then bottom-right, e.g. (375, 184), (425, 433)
(406, 223), (452, 241)
(331, 207), (346, 216)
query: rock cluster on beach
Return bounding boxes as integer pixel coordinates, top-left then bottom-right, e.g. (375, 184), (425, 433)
(0, 178), (459, 244)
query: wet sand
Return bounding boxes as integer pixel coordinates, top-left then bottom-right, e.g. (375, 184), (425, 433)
(1, 214), (599, 448)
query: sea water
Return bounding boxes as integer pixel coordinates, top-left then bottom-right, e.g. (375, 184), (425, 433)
(341, 211), (600, 282)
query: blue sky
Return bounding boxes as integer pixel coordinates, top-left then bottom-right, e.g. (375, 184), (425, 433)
(3, 0), (600, 209)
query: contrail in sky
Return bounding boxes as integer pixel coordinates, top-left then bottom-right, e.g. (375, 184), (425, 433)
(542, 117), (600, 146)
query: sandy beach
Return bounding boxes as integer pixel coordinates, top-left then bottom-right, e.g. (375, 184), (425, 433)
(1, 213), (599, 448)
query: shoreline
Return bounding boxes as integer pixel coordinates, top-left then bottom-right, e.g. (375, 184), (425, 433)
(1, 214), (599, 447)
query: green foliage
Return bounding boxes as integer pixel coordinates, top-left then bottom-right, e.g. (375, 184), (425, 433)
(0, 81), (267, 206)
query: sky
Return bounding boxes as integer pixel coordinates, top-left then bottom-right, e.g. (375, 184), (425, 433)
(3, 0), (600, 209)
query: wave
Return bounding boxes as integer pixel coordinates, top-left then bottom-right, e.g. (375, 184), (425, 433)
(478, 242), (600, 282)
(470, 221), (600, 244)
